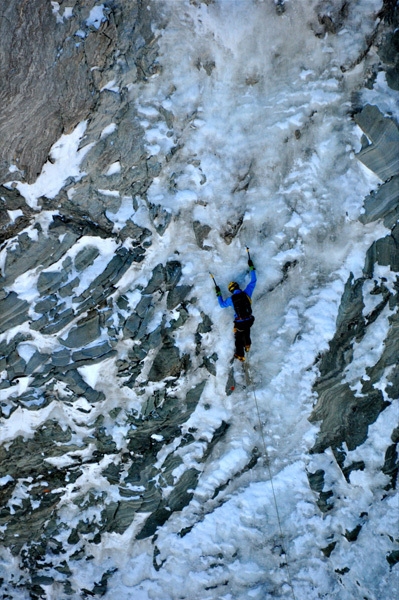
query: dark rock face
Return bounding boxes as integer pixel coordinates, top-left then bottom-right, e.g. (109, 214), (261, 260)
(376, 2), (399, 90)
(311, 271), (398, 457)
(0, 0), (96, 182)
(310, 110), (399, 481)
(0, 292), (29, 335)
(354, 105), (399, 181)
(360, 175), (399, 228)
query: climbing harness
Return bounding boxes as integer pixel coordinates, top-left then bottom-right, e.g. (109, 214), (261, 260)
(243, 360), (297, 600)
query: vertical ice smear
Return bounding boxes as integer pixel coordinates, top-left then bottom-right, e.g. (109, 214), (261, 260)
(92, 0), (394, 598)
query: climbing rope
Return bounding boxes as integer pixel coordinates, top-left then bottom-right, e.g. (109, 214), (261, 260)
(244, 361), (297, 600)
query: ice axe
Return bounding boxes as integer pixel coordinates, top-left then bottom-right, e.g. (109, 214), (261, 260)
(209, 272), (221, 296)
(246, 246), (255, 270)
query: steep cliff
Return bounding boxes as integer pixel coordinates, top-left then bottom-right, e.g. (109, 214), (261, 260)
(0, 1), (397, 599)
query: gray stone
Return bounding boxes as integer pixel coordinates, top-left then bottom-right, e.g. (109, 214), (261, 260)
(135, 422), (229, 540)
(0, 292), (29, 334)
(382, 439), (399, 489)
(193, 220), (211, 249)
(37, 271), (68, 295)
(360, 175), (399, 227)
(51, 349), (71, 367)
(35, 308), (75, 335)
(0, 188), (33, 245)
(197, 313), (213, 334)
(342, 461), (365, 483)
(364, 231), (399, 277)
(72, 342), (116, 363)
(222, 214), (244, 244)
(310, 383), (389, 453)
(135, 295), (153, 318)
(203, 354), (217, 376)
(1, 229), (78, 288)
(148, 203), (172, 235)
(101, 499), (143, 535)
(136, 308), (156, 341)
(123, 313), (142, 338)
(363, 311), (399, 390)
(144, 264), (165, 294)
(123, 295), (154, 339)
(307, 469), (325, 493)
(186, 381), (207, 411)
(0, 185), (28, 210)
(34, 295), (58, 314)
(315, 274), (365, 386)
(136, 467), (200, 539)
(166, 305), (190, 333)
(225, 364), (236, 396)
(117, 295), (129, 311)
(6, 350), (26, 379)
(25, 352), (49, 376)
(355, 105), (399, 181)
(165, 261), (182, 290)
(74, 246), (100, 272)
(378, 27), (399, 91)
(310, 264), (395, 457)
(59, 277), (80, 298)
(143, 325), (163, 350)
(60, 314), (101, 348)
(74, 247), (143, 310)
(60, 369), (104, 403)
(167, 285), (192, 310)
(386, 363), (399, 400)
(120, 220), (151, 245)
(148, 337), (185, 382)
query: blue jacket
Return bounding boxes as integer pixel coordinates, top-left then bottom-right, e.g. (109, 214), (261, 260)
(217, 270), (257, 321)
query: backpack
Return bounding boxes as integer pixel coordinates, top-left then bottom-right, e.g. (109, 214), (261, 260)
(231, 291), (252, 320)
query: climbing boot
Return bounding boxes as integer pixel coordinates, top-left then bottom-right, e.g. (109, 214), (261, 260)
(234, 354), (245, 362)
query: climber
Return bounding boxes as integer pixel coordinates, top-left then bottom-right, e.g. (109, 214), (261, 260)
(212, 252), (257, 362)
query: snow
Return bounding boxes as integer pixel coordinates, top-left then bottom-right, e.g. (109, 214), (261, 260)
(1, 0), (397, 599)
(101, 80), (120, 93)
(5, 121), (94, 209)
(7, 209), (23, 223)
(78, 362), (104, 390)
(105, 161), (121, 176)
(100, 122), (118, 138)
(86, 4), (106, 30)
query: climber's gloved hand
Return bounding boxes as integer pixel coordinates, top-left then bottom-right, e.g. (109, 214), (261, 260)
(248, 258), (255, 271)
(215, 285), (222, 297)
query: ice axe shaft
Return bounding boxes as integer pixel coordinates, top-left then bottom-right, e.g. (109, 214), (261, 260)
(209, 272), (218, 288)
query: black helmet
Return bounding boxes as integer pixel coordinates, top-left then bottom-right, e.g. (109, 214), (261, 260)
(228, 281), (240, 293)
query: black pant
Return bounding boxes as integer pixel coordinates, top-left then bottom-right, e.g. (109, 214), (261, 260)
(234, 316), (254, 357)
